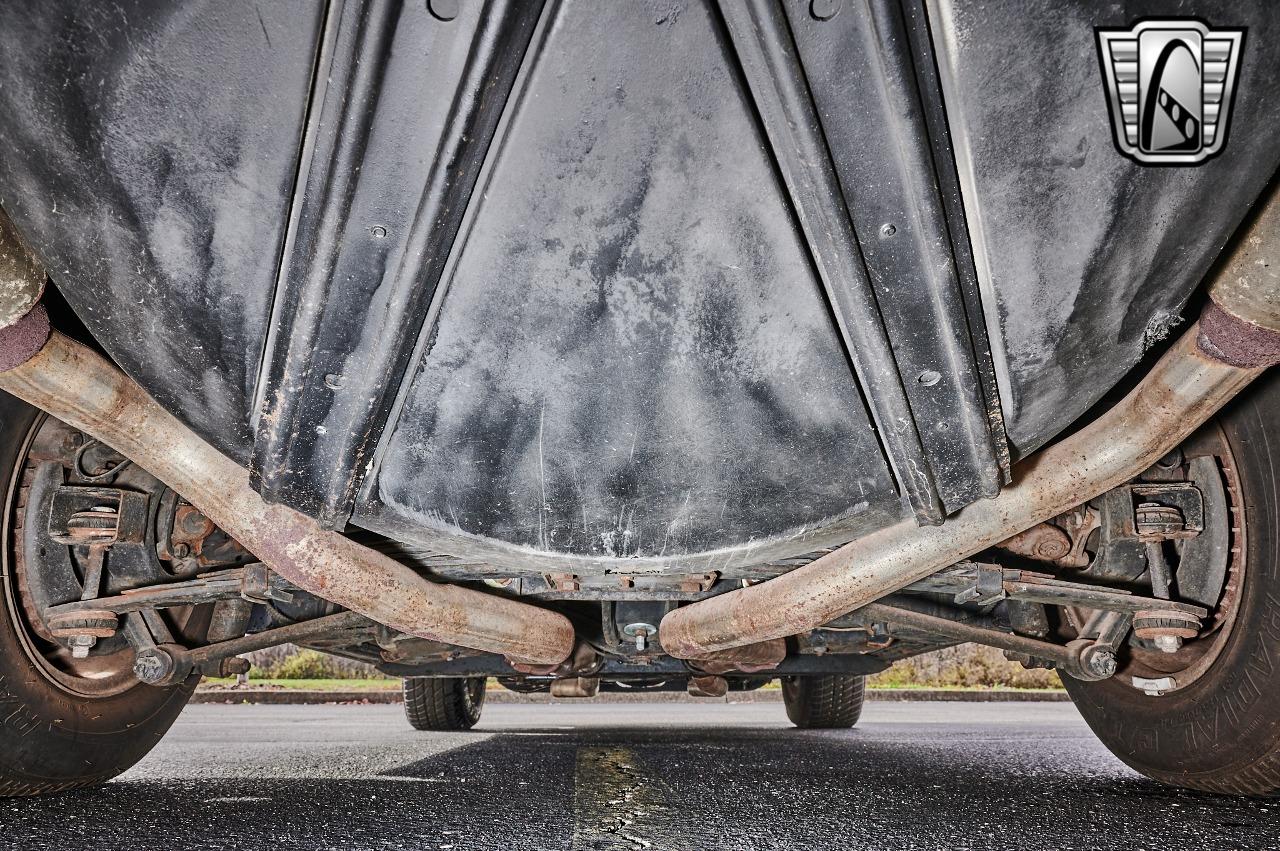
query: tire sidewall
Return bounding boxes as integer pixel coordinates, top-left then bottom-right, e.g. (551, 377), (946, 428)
(1064, 374), (1280, 788)
(0, 391), (193, 793)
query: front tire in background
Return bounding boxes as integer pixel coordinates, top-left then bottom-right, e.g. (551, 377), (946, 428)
(782, 674), (865, 729)
(1064, 371), (1280, 795)
(0, 394), (194, 796)
(403, 677), (486, 731)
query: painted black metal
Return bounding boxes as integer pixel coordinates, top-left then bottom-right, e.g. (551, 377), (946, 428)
(251, 0), (546, 527)
(0, 1), (325, 465)
(353, 0), (910, 568)
(899, 0), (1012, 484)
(927, 0), (1280, 456)
(776, 0), (1009, 513)
(716, 0), (944, 524)
(1, 0), (1276, 583)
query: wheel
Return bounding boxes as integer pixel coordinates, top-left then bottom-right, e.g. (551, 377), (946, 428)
(1063, 370), (1280, 794)
(782, 674), (865, 729)
(0, 393), (194, 796)
(403, 677), (486, 731)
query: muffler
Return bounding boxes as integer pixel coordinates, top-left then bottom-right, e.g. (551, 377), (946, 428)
(0, 213), (576, 667)
(659, 188), (1280, 660)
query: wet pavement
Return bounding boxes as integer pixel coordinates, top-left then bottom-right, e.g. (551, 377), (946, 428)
(0, 701), (1275, 850)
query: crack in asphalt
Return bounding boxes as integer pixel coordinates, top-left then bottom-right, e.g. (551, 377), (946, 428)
(573, 747), (671, 850)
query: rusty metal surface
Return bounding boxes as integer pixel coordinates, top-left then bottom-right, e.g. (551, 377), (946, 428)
(660, 322), (1265, 658)
(1199, 300), (1280, 368)
(0, 207), (44, 331)
(858, 602), (1077, 670)
(1208, 184), (1280, 334)
(0, 301), (48, 372)
(686, 638), (786, 675)
(687, 675), (728, 698)
(179, 611), (372, 670)
(995, 523), (1071, 561)
(0, 331), (576, 666)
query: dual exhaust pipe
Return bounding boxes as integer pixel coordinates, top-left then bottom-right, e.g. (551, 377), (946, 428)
(0, 185), (1277, 669)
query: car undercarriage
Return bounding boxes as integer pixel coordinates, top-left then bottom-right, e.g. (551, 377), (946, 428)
(0, 0), (1278, 798)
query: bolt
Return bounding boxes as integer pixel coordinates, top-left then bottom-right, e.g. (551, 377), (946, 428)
(917, 370), (941, 387)
(810, 0), (842, 21)
(69, 634), (96, 659)
(133, 647), (175, 685)
(171, 542), (191, 559)
(622, 622), (658, 652)
(1154, 635), (1182, 654)
(370, 225), (388, 239)
(879, 222), (897, 238)
(1084, 647), (1118, 679)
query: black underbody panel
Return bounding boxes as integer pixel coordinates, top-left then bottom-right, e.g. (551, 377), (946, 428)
(0, 0), (1277, 575)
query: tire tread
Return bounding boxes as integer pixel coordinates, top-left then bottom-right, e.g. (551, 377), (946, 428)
(403, 677), (485, 731)
(783, 674), (865, 729)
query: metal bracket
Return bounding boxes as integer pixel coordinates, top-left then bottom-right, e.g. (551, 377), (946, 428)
(240, 563), (296, 604)
(1129, 482), (1204, 541)
(47, 484), (149, 546)
(1131, 675), (1177, 697)
(952, 563), (1005, 605)
(43, 565), (299, 625)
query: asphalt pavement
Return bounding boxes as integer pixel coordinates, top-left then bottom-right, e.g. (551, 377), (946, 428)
(0, 701), (1275, 850)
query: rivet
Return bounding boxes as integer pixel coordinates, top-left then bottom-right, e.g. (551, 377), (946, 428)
(879, 223), (897, 238)
(917, 370), (941, 387)
(427, 0), (459, 22)
(810, 0), (842, 21)
(370, 225), (388, 239)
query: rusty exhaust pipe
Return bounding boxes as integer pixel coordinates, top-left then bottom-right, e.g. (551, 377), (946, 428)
(660, 190), (1280, 660)
(0, 213), (576, 667)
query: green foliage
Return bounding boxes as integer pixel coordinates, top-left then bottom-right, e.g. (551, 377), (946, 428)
(246, 646), (390, 680)
(869, 644), (1062, 690)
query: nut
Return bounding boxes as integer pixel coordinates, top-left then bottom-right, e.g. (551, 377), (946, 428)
(133, 645), (184, 686)
(1081, 645), (1118, 680)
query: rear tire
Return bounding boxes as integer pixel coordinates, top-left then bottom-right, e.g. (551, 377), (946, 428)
(403, 677), (486, 731)
(782, 674), (865, 729)
(1064, 371), (1280, 794)
(0, 394), (194, 796)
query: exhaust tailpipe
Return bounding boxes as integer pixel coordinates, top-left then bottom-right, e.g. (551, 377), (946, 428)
(659, 189), (1280, 660)
(0, 213), (575, 666)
